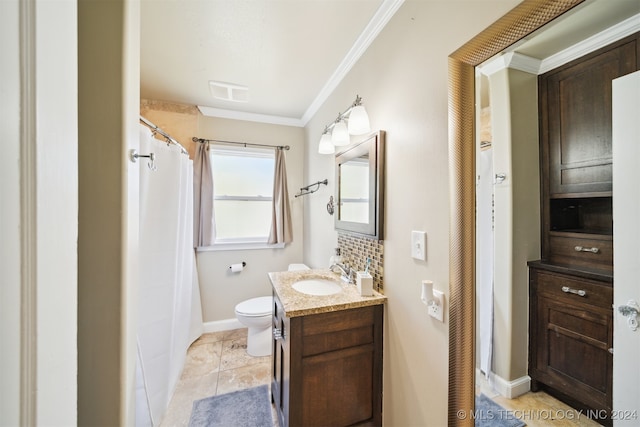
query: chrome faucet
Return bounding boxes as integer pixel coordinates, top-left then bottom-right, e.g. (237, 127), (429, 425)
(330, 262), (355, 284)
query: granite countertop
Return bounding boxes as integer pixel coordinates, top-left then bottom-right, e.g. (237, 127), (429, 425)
(268, 269), (387, 318)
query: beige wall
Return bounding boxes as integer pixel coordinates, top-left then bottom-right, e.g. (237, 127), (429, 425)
(487, 67), (541, 386)
(139, 102), (306, 323)
(303, 1), (520, 425)
(506, 68), (541, 380)
(78, 0), (139, 424)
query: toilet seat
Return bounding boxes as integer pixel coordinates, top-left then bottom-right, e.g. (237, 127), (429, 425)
(235, 296), (272, 317)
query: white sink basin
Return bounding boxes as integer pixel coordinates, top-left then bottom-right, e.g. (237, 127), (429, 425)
(292, 279), (342, 296)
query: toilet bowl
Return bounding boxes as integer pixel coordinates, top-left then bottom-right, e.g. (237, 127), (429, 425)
(235, 264), (310, 357)
(235, 296), (273, 357)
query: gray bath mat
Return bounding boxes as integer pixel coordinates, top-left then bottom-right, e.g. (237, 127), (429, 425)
(475, 394), (526, 427)
(189, 385), (273, 427)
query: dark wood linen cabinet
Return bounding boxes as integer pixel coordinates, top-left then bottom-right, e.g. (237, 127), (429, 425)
(530, 31), (639, 425)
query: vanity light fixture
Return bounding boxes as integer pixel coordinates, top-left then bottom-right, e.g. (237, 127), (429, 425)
(318, 129), (335, 154)
(317, 95), (371, 154)
(331, 118), (350, 146)
(347, 103), (371, 135)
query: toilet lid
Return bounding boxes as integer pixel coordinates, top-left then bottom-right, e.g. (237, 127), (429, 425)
(288, 263), (310, 271)
(235, 296), (272, 317)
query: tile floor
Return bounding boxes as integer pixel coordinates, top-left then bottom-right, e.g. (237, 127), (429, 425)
(478, 375), (602, 427)
(160, 328), (276, 427)
(162, 328), (603, 427)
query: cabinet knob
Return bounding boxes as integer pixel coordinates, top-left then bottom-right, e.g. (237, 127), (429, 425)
(574, 245), (600, 254)
(273, 328), (284, 341)
(561, 286), (586, 297)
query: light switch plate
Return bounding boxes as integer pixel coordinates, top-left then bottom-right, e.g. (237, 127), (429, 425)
(411, 231), (426, 260)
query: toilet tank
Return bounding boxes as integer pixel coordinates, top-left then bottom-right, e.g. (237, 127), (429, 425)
(287, 263), (310, 271)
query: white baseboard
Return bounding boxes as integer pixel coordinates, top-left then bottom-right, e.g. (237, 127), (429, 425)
(476, 368), (530, 399)
(203, 318), (244, 333)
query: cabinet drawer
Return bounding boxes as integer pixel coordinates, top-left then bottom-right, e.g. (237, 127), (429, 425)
(548, 234), (612, 271)
(536, 271), (612, 309)
(301, 306), (375, 357)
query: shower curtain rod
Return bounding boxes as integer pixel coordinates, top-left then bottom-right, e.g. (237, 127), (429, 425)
(139, 116), (189, 155)
(192, 137), (290, 151)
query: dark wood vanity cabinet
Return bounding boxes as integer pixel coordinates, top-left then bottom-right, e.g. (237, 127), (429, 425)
(530, 32), (639, 424)
(271, 293), (383, 427)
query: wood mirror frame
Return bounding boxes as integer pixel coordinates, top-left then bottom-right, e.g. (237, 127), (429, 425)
(446, 1), (586, 425)
(335, 130), (385, 239)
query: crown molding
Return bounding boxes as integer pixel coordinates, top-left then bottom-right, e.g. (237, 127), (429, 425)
(539, 13), (640, 74)
(477, 51), (542, 76)
(197, 105), (305, 127)
(300, 0), (405, 125)
(478, 13), (640, 77)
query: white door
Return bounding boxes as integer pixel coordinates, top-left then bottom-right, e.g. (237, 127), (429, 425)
(612, 70), (640, 425)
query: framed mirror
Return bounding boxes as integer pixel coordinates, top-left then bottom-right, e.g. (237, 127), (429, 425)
(335, 130), (385, 239)
(448, 0), (639, 424)
(447, 1), (586, 424)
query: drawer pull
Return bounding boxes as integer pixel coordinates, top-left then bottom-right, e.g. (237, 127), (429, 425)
(273, 328), (284, 341)
(562, 286), (586, 297)
(574, 245), (599, 254)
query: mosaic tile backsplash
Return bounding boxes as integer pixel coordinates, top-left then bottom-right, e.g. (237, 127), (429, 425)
(337, 232), (384, 292)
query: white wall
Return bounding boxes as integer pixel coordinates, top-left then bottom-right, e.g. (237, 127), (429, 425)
(1, 1), (23, 424)
(1, 0), (78, 424)
(303, 1), (520, 425)
(196, 117), (305, 322)
(612, 70), (640, 425)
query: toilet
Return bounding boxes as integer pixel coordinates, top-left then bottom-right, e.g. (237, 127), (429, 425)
(235, 263), (310, 357)
(234, 296), (273, 356)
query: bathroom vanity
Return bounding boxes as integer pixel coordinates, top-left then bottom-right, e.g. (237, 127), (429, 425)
(268, 269), (386, 427)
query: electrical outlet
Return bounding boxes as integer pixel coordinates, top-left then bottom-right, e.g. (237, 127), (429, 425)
(428, 290), (444, 322)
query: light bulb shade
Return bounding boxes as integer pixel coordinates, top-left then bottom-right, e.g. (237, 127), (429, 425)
(331, 120), (350, 146)
(318, 133), (335, 154)
(347, 105), (371, 135)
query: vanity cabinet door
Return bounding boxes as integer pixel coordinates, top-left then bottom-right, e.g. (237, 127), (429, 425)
(277, 303), (384, 427)
(297, 306), (382, 427)
(271, 293), (288, 427)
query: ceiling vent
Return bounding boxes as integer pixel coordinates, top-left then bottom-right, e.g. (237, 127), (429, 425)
(208, 81), (249, 102)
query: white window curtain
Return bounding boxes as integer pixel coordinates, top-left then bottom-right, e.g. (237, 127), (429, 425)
(268, 147), (293, 244)
(193, 142), (215, 247)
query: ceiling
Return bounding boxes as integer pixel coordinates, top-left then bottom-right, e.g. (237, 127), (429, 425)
(140, 0), (639, 127)
(140, 0), (402, 126)
(510, 0), (640, 60)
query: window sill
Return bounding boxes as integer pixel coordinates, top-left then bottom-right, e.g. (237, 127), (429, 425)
(197, 241), (286, 252)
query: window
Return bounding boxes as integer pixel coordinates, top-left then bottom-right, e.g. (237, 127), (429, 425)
(210, 145), (275, 245)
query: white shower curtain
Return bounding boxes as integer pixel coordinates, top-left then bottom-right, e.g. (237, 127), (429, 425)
(477, 148), (494, 379)
(136, 125), (203, 426)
